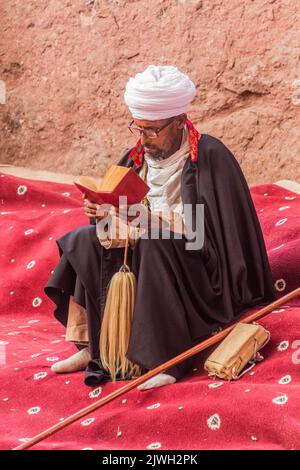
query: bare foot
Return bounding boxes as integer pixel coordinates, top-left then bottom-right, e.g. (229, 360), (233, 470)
(137, 373), (176, 391)
(51, 348), (91, 374)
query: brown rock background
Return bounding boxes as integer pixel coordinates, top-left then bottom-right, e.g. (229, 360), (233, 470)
(0, 0), (299, 184)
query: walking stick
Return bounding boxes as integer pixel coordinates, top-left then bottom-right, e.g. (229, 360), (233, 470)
(13, 287), (300, 450)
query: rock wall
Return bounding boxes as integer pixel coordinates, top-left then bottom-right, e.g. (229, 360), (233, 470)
(0, 0), (299, 184)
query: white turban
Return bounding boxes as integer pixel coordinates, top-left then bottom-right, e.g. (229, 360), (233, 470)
(124, 65), (196, 120)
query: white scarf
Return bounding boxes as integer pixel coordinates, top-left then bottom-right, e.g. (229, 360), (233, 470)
(144, 124), (190, 215)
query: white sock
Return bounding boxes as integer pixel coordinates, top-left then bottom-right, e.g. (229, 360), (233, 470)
(137, 373), (176, 391)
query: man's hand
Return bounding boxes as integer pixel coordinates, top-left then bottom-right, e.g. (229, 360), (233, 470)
(83, 195), (152, 224)
(83, 195), (99, 219)
(82, 195), (110, 221)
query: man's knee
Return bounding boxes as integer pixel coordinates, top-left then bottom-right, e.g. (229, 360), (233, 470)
(136, 236), (171, 248)
(135, 236), (181, 255)
(57, 224), (99, 253)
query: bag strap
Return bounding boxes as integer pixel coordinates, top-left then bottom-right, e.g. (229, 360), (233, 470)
(232, 326), (271, 380)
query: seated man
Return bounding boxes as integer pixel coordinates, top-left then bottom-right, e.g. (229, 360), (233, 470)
(44, 65), (276, 390)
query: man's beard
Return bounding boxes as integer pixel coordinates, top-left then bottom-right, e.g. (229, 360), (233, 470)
(143, 145), (167, 160)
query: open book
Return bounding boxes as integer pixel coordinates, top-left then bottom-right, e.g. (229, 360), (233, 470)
(74, 165), (150, 206)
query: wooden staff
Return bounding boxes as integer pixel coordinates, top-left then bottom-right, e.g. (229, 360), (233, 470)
(13, 287), (300, 450)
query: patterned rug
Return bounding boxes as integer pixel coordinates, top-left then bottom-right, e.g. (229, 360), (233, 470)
(0, 171), (299, 450)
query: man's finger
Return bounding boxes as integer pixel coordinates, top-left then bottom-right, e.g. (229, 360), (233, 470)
(85, 208), (97, 217)
(84, 201), (98, 211)
(85, 204), (97, 212)
(95, 210), (111, 220)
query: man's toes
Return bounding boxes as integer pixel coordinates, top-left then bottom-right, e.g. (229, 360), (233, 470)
(137, 378), (155, 391)
(50, 348), (91, 374)
(137, 373), (176, 391)
(51, 361), (64, 373)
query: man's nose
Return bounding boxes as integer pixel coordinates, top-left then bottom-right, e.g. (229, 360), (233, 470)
(140, 132), (150, 146)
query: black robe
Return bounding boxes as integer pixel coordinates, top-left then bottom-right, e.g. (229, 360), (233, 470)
(44, 134), (276, 385)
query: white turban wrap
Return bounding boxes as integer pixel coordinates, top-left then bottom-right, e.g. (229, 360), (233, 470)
(124, 65), (196, 120)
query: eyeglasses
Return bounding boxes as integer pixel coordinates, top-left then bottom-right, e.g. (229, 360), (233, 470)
(128, 118), (175, 139)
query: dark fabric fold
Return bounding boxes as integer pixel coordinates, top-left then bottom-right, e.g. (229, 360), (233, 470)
(84, 359), (110, 387)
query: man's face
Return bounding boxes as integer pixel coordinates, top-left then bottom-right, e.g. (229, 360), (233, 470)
(133, 115), (186, 160)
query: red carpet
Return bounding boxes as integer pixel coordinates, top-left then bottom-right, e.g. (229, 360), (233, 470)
(0, 171), (299, 450)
